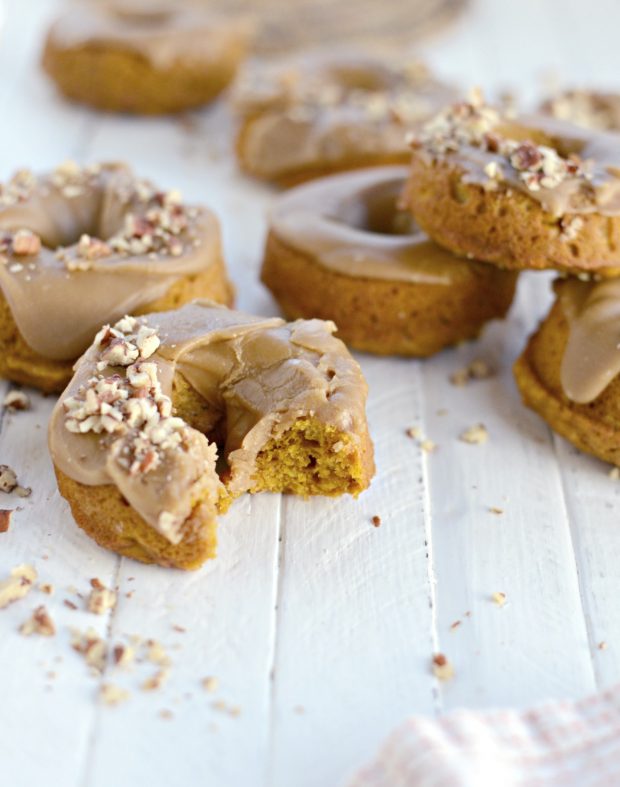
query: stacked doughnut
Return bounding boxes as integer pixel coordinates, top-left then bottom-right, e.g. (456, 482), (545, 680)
(401, 91), (620, 466)
(261, 165), (518, 356)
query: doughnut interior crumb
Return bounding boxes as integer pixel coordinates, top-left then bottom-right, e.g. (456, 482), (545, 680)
(251, 418), (369, 498)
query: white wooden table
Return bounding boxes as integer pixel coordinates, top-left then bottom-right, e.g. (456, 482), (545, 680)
(2, 2), (620, 785)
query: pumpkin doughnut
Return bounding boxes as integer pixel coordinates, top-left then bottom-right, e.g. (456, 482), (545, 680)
(48, 301), (375, 569)
(232, 51), (457, 186)
(541, 89), (620, 132)
(0, 161), (233, 393)
(42, 2), (251, 115)
(261, 166), (518, 356)
(403, 93), (620, 274)
(514, 277), (620, 466)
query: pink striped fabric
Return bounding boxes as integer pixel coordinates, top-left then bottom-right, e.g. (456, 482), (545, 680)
(346, 687), (620, 787)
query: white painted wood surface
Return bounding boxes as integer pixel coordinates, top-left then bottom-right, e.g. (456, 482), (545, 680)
(1, 1), (620, 785)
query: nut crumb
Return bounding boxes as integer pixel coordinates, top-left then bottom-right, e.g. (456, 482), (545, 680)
(406, 427), (437, 453)
(20, 605), (55, 636)
(0, 509), (12, 532)
(491, 591), (507, 606)
(3, 391), (30, 411)
(432, 653), (454, 681)
(113, 644), (135, 668)
(71, 627), (107, 673)
(459, 424), (488, 445)
(469, 359), (493, 379)
(0, 563), (37, 608)
(87, 580), (116, 615)
(142, 668), (169, 692)
(100, 683), (130, 706)
(202, 676), (219, 694)
(371, 515), (381, 528)
(144, 639), (171, 667)
(63, 599), (78, 610)
(0, 464), (32, 498)
(598, 641), (609, 650)
(39, 583), (54, 595)
(0, 465), (17, 493)
(12, 229), (41, 256)
(212, 700), (241, 717)
(450, 359), (494, 386)
(489, 507), (504, 515)
(450, 620), (461, 630)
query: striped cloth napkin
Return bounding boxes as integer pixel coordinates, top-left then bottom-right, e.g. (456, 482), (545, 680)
(346, 687), (620, 787)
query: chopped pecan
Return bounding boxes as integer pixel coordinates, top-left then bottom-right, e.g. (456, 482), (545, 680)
(12, 229), (41, 256)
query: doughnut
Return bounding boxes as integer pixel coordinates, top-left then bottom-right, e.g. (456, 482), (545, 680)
(403, 92), (620, 274)
(514, 277), (620, 466)
(0, 161), (233, 393)
(261, 166), (518, 356)
(541, 89), (620, 132)
(42, 2), (251, 115)
(48, 301), (375, 569)
(233, 52), (457, 186)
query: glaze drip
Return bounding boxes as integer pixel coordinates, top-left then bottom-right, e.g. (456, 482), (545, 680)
(560, 278), (620, 403)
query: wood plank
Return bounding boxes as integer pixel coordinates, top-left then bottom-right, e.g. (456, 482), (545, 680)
(419, 274), (597, 708)
(0, 3), (119, 784)
(269, 355), (438, 787)
(79, 115), (283, 787)
(553, 437), (620, 688)
(86, 493), (282, 787)
(0, 392), (119, 785)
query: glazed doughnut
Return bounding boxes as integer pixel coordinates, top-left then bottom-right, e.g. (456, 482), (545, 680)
(49, 301), (375, 569)
(261, 167), (518, 356)
(0, 161), (232, 393)
(403, 93), (620, 274)
(541, 89), (620, 132)
(233, 51), (457, 186)
(42, 2), (251, 114)
(514, 277), (620, 466)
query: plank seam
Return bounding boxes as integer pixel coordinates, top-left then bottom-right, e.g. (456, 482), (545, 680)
(264, 494), (284, 787)
(0, 381), (13, 437)
(77, 554), (123, 787)
(416, 363), (443, 717)
(551, 433), (600, 688)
